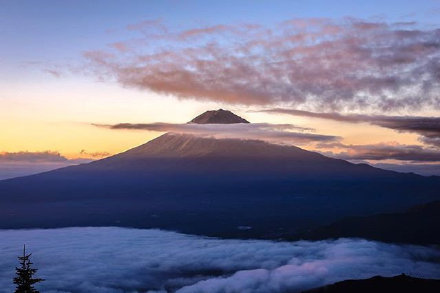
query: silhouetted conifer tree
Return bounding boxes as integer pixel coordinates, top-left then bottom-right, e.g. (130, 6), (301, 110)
(13, 245), (44, 293)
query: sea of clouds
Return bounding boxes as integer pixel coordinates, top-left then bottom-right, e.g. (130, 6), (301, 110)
(0, 227), (439, 293)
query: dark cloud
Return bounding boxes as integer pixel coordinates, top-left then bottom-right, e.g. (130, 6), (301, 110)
(261, 108), (365, 122)
(0, 228), (439, 293)
(317, 142), (440, 162)
(420, 137), (440, 148)
(94, 122), (340, 145)
(262, 108), (440, 147)
(85, 18), (440, 112)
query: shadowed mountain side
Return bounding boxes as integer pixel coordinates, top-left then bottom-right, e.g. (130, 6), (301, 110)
(1, 133), (439, 239)
(302, 275), (440, 293)
(302, 201), (440, 245)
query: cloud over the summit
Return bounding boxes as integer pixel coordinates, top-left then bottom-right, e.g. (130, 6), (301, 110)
(85, 19), (440, 112)
(94, 122), (339, 145)
(0, 228), (439, 293)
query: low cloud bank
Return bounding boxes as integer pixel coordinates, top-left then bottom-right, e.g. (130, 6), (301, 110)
(0, 151), (68, 163)
(0, 228), (439, 293)
(0, 152), (93, 180)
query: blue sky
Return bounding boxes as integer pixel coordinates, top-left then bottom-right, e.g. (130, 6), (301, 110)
(1, 0), (439, 71)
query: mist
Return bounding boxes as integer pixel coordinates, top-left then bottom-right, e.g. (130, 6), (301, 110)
(0, 227), (439, 293)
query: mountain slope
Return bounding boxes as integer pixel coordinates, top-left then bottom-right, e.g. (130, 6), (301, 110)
(0, 110), (439, 239)
(303, 201), (440, 245)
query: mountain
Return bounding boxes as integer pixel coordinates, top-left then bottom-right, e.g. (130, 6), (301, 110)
(302, 274), (440, 293)
(303, 201), (440, 245)
(190, 109), (249, 124)
(0, 110), (439, 239)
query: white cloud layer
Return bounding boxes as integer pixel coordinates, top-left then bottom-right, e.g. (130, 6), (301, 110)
(0, 227), (439, 293)
(95, 122), (339, 146)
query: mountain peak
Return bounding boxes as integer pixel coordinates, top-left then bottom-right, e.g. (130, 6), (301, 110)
(189, 109), (250, 124)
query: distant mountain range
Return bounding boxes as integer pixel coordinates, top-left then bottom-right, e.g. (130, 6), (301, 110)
(0, 110), (439, 242)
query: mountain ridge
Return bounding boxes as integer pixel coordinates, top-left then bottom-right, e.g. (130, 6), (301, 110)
(303, 200), (440, 245)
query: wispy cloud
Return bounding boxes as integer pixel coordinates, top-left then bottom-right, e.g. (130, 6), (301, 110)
(85, 18), (440, 112)
(94, 122), (340, 145)
(317, 142), (440, 162)
(0, 228), (439, 293)
(262, 108), (440, 148)
(79, 150), (111, 159)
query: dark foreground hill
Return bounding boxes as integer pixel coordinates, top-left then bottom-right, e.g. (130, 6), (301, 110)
(303, 201), (440, 245)
(302, 274), (440, 293)
(0, 110), (439, 240)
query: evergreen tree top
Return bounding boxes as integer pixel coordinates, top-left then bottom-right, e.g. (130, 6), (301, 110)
(13, 245), (44, 293)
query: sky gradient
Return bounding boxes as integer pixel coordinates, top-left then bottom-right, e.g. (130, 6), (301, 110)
(1, 0), (440, 178)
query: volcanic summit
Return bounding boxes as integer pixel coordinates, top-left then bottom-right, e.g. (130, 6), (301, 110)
(189, 109), (250, 124)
